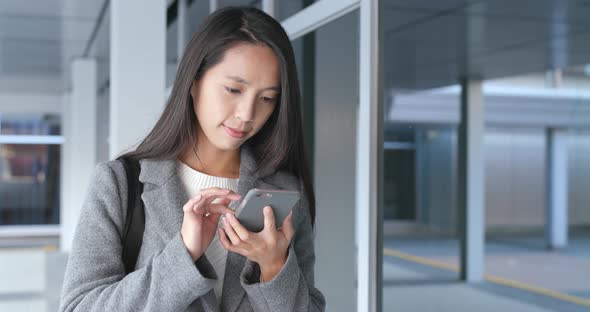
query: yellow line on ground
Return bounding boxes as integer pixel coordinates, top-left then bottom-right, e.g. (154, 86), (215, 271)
(384, 248), (459, 272)
(42, 245), (58, 252)
(383, 247), (590, 308)
(485, 275), (590, 307)
(0, 245), (58, 252)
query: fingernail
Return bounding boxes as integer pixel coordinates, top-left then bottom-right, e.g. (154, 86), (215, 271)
(195, 194), (202, 201)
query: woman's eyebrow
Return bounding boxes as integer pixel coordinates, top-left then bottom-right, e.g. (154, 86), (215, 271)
(225, 75), (280, 92)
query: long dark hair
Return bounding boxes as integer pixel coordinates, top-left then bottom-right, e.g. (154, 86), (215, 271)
(120, 7), (316, 225)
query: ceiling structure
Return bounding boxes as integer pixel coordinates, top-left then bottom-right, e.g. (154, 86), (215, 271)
(0, 0), (589, 94)
(0, 0), (106, 93)
(383, 0), (590, 90)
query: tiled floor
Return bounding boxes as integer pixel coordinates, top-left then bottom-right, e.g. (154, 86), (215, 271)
(383, 232), (590, 311)
(0, 245), (65, 312)
(383, 261), (560, 312)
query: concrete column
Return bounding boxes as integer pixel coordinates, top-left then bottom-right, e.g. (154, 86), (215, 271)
(458, 79), (485, 282)
(60, 94), (71, 252)
(210, 0), (218, 13)
(177, 0), (187, 60)
(545, 128), (569, 249)
(110, 0), (166, 159)
(357, 0), (383, 311)
(60, 58), (97, 252)
(545, 69), (563, 88)
(313, 10), (358, 312)
(262, 0), (277, 18)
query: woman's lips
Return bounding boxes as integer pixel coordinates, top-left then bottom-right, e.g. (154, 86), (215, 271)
(223, 124), (248, 138)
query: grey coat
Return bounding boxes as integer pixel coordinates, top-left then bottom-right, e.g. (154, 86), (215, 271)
(58, 144), (326, 312)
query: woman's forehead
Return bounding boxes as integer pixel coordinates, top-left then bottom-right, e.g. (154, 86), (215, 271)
(211, 43), (280, 83)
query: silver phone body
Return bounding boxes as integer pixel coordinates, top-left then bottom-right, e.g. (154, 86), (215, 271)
(235, 188), (300, 232)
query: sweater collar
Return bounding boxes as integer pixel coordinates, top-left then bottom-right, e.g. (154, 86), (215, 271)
(138, 143), (273, 187)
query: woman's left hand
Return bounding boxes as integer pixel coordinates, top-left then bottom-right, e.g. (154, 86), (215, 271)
(218, 206), (294, 282)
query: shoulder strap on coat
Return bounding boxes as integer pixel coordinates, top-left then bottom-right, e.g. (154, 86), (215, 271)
(117, 156), (145, 274)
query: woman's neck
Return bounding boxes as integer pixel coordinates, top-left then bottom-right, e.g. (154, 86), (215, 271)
(179, 141), (241, 179)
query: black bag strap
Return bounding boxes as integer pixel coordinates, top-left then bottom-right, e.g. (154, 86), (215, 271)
(118, 156), (145, 275)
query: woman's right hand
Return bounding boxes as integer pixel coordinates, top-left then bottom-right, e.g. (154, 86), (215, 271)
(180, 187), (241, 261)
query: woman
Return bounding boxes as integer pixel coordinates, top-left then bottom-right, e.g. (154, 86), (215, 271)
(59, 6), (325, 312)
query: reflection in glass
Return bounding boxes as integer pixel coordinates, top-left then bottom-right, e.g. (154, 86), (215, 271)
(0, 144), (60, 225)
(0, 114), (61, 135)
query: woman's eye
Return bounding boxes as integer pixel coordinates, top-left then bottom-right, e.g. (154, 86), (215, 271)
(262, 96), (276, 104)
(225, 86), (241, 94)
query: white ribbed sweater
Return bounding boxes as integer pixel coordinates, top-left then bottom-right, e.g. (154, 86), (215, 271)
(176, 161), (239, 301)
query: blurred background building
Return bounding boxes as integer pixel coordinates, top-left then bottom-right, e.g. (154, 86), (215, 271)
(0, 0), (588, 311)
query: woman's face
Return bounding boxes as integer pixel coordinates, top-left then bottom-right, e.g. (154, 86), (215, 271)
(190, 42), (280, 152)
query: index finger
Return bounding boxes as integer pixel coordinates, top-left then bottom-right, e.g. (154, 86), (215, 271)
(226, 213), (253, 238)
(193, 193), (238, 214)
(198, 187), (240, 199)
(206, 203), (235, 216)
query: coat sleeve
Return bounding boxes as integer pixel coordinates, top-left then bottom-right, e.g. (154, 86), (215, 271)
(58, 162), (217, 312)
(239, 179), (326, 311)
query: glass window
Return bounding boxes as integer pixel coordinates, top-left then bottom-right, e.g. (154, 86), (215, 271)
(0, 143), (60, 225)
(381, 2), (590, 309)
(277, 0), (319, 21)
(0, 114), (61, 135)
(166, 1), (180, 88)
(383, 124), (417, 221)
(167, 0), (213, 88)
(300, 10), (359, 312)
(187, 0), (211, 35)
(218, 0), (262, 10)
(0, 114), (61, 225)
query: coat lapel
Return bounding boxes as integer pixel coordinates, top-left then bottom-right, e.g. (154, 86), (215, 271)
(139, 158), (186, 243)
(137, 144), (282, 312)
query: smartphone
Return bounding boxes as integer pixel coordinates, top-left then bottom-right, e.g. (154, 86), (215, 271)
(233, 188), (300, 232)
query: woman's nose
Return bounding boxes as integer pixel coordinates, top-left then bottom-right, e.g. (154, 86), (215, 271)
(235, 97), (256, 122)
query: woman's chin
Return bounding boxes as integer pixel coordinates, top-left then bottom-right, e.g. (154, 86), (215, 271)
(213, 138), (243, 151)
